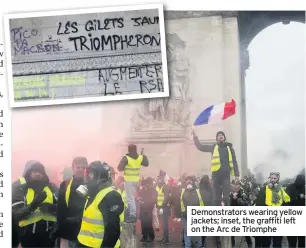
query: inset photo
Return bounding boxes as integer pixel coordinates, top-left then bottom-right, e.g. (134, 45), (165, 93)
(4, 4), (169, 108)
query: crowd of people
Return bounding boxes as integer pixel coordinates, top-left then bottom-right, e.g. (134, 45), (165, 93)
(11, 130), (305, 248)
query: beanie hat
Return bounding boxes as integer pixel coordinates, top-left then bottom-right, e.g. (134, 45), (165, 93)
(216, 131), (226, 141)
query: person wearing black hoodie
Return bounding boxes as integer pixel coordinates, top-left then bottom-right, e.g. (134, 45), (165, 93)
(199, 175), (213, 247)
(117, 144), (149, 222)
(12, 161), (58, 247)
(139, 177), (157, 242)
(285, 174), (305, 248)
(56, 156), (88, 248)
(192, 130), (239, 206)
(230, 183), (252, 248)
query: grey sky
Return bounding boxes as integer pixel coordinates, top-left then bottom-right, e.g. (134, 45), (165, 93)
(246, 22), (305, 180)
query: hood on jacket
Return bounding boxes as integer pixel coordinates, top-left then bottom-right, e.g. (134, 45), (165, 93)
(295, 174), (305, 188)
(23, 161), (49, 185)
(23, 160), (40, 176)
(127, 144), (139, 159)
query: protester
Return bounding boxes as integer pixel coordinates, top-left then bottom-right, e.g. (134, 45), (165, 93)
(117, 144), (149, 223)
(199, 175), (213, 206)
(56, 156), (88, 248)
(12, 161), (58, 247)
(156, 174), (171, 245)
(192, 130), (239, 206)
(77, 161), (124, 248)
(285, 174), (305, 248)
(254, 172), (290, 248)
(230, 182), (252, 248)
(178, 175), (204, 248)
(139, 177), (156, 242)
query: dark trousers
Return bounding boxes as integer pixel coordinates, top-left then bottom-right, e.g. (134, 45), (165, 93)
(255, 236), (282, 248)
(21, 231), (55, 248)
(140, 207), (154, 238)
(202, 236), (206, 246)
(287, 236), (305, 248)
(161, 206), (171, 240)
(212, 174), (231, 206)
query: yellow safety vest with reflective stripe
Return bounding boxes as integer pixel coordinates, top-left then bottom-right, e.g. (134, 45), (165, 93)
(123, 155), (143, 182)
(65, 178), (73, 207)
(211, 145), (234, 176)
(18, 186), (56, 227)
(156, 185), (170, 207)
(78, 186), (124, 248)
(265, 185), (291, 206)
(180, 188), (204, 212)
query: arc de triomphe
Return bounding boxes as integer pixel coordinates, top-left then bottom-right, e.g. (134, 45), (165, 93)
(122, 11), (305, 178)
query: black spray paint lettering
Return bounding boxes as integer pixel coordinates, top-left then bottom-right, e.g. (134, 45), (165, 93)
(57, 21), (78, 35)
(98, 65), (162, 83)
(131, 16), (159, 26)
(68, 33), (160, 51)
(84, 18), (124, 31)
(104, 83), (122, 96)
(139, 78), (164, 93)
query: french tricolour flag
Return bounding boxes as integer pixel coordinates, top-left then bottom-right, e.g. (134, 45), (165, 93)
(194, 99), (236, 126)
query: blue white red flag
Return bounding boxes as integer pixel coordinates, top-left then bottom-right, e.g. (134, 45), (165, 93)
(194, 99), (236, 126)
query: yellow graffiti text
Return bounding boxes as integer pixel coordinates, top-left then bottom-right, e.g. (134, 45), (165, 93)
(13, 77), (45, 89)
(49, 75), (85, 87)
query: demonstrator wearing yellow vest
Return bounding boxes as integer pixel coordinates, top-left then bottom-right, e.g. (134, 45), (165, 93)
(155, 175), (171, 245)
(254, 172), (291, 248)
(12, 161), (58, 248)
(77, 161), (124, 248)
(117, 144), (149, 223)
(56, 156), (88, 248)
(177, 176), (205, 248)
(192, 129), (239, 206)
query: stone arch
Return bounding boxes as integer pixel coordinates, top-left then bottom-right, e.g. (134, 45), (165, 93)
(238, 11), (305, 175)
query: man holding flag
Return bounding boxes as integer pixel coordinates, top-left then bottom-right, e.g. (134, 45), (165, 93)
(191, 99), (240, 206)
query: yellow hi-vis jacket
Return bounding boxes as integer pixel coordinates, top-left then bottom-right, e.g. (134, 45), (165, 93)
(180, 188), (204, 212)
(156, 185), (170, 207)
(211, 145), (234, 176)
(123, 155), (143, 182)
(65, 178), (73, 207)
(18, 178), (56, 227)
(265, 185), (291, 206)
(78, 186), (124, 248)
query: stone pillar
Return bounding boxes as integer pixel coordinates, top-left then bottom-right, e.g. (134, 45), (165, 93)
(222, 16), (243, 177)
(239, 47), (250, 176)
(120, 223), (137, 248)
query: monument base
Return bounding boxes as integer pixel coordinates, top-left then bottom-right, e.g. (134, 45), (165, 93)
(121, 223), (137, 248)
(129, 121), (186, 143)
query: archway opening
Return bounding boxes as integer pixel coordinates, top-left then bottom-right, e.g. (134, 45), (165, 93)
(245, 22), (305, 182)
